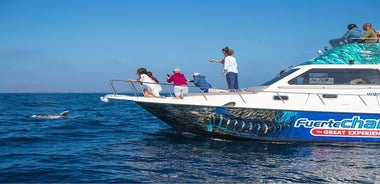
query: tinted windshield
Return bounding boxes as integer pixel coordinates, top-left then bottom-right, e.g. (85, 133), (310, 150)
(260, 69), (299, 86)
(288, 68), (380, 85)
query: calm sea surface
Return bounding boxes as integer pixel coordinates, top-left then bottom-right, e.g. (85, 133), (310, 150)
(0, 93), (379, 183)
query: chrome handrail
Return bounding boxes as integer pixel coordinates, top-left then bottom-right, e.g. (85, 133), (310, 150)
(108, 80), (210, 100)
(108, 80), (380, 107)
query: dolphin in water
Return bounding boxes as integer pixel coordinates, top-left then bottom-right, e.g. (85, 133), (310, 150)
(31, 110), (70, 119)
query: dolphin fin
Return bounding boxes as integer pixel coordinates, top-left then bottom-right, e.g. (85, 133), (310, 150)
(59, 110), (70, 117)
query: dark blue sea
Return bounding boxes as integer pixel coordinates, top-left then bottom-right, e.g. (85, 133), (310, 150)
(0, 93), (379, 183)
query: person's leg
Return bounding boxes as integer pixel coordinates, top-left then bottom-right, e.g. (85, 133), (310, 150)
(143, 88), (149, 97)
(228, 72), (238, 90)
(232, 73), (239, 89)
(182, 86), (188, 98)
(178, 86), (188, 99)
(148, 84), (161, 97)
(226, 73), (232, 89)
(173, 86), (181, 99)
(329, 38), (345, 47)
(151, 87), (160, 97)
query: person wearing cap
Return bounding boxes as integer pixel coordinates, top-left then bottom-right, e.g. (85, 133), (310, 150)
(329, 24), (362, 47)
(167, 68), (188, 99)
(210, 47), (239, 90)
(189, 72), (212, 93)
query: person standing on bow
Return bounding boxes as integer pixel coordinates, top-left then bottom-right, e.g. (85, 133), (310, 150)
(167, 68), (188, 99)
(210, 46), (239, 91)
(189, 72), (212, 93)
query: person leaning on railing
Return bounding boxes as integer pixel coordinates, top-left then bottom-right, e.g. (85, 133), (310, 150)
(357, 23), (378, 43)
(143, 88), (159, 98)
(128, 68), (162, 97)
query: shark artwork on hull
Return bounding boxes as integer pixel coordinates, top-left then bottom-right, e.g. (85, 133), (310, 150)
(101, 43), (380, 142)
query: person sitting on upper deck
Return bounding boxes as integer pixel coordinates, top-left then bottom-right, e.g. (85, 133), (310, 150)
(358, 23), (378, 43)
(329, 24), (362, 47)
(189, 72), (212, 93)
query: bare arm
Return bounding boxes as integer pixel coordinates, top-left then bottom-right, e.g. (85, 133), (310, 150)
(209, 59), (224, 63)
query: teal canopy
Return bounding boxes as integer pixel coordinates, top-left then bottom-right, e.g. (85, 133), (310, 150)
(302, 43), (380, 65)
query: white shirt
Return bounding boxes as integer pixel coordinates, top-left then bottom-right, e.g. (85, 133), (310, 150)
(139, 74), (162, 96)
(223, 56), (238, 74)
(140, 74), (156, 85)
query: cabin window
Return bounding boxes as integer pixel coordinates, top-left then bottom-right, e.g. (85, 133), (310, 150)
(322, 94), (338, 98)
(273, 96), (289, 100)
(261, 69), (299, 86)
(288, 69), (380, 85)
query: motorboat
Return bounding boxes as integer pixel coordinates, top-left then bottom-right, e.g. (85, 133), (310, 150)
(101, 43), (380, 142)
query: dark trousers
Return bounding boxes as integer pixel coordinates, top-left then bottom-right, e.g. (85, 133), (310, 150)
(226, 72), (239, 90)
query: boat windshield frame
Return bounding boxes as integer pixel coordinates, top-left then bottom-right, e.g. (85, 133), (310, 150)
(260, 68), (299, 86)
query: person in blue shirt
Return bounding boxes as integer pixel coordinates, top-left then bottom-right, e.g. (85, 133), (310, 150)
(329, 24), (362, 47)
(189, 72), (212, 93)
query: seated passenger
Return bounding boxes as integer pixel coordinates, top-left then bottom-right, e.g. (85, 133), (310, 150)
(350, 78), (367, 84)
(189, 72), (212, 93)
(329, 24), (362, 47)
(358, 23), (378, 43)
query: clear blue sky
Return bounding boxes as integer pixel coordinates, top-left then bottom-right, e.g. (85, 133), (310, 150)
(1, 0), (379, 92)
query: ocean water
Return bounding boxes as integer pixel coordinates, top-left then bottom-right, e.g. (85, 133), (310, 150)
(0, 93), (379, 183)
